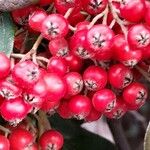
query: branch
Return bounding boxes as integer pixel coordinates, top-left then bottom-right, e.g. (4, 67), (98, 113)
(144, 121), (150, 150)
(107, 119), (131, 150)
(0, 0), (39, 12)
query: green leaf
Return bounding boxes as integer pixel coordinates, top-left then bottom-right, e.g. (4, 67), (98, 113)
(0, 12), (15, 57)
(144, 121), (150, 150)
(49, 114), (115, 150)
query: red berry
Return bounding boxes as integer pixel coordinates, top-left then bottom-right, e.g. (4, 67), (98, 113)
(92, 89), (116, 113)
(83, 66), (107, 91)
(104, 98), (127, 119)
(82, 0), (108, 15)
(86, 25), (114, 52)
(57, 100), (72, 119)
(68, 11), (85, 26)
(41, 14), (69, 40)
(119, 0), (146, 22)
(0, 135), (10, 150)
(47, 56), (68, 76)
(123, 82), (148, 110)
(145, 1), (150, 26)
(54, 0), (82, 15)
(108, 64), (133, 89)
(29, 9), (47, 32)
(64, 72), (83, 97)
(76, 21), (89, 31)
(0, 52), (10, 79)
(9, 128), (34, 150)
(70, 29), (94, 59)
(0, 80), (22, 100)
(12, 60), (41, 89)
(64, 54), (83, 72)
(68, 95), (92, 119)
(127, 24), (150, 49)
(41, 99), (60, 113)
(117, 46), (142, 67)
(43, 73), (66, 101)
(0, 98), (31, 124)
(39, 130), (64, 150)
(49, 38), (69, 57)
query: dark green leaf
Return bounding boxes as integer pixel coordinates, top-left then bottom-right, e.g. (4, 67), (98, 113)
(49, 114), (115, 150)
(0, 12), (15, 57)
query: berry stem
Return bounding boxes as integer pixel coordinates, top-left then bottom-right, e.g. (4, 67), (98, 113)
(107, 119), (131, 150)
(0, 125), (11, 135)
(108, 0), (128, 37)
(38, 110), (51, 130)
(11, 53), (49, 63)
(15, 28), (24, 36)
(144, 121), (150, 150)
(135, 66), (150, 82)
(109, 19), (116, 29)
(20, 34), (43, 62)
(69, 25), (77, 32)
(46, 3), (54, 13)
(102, 5), (109, 25)
(26, 117), (37, 134)
(88, 6), (109, 29)
(33, 113), (44, 137)
(64, 8), (74, 19)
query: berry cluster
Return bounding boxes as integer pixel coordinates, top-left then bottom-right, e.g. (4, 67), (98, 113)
(0, 0), (150, 149)
(0, 125), (63, 150)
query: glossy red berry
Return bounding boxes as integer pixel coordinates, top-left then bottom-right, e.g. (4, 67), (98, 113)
(145, 1), (150, 26)
(108, 64), (133, 89)
(64, 54), (83, 71)
(83, 66), (107, 91)
(86, 25), (114, 52)
(54, 0), (81, 15)
(39, 130), (64, 150)
(68, 12), (85, 26)
(43, 73), (66, 101)
(76, 21), (89, 31)
(82, 0), (108, 15)
(49, 37), (69, 57)
(117, 46), (142, 67)
(12, 60), (41, 89)
(0, 52), (10, 79)
(64, 72), (83, 97)
(47, 56), (68, 76)
(41, 99), (60, 113)
(9, 128), (34, 150)
(127, 24), (150, 49)
(29, 9), (47, 32)
(57, 100), (72, 119)
(104, 98), (127, 119)
(92, 89), (116, 113)
(29, 77), (48, 98)
(0, 80), (22, 100)
(41, 14), (69, 40)
(0, 135), (10, 150)
(119, 0), (146, 22)
(123, 82), (148, 110)
(70, 29), (94, 59)
(68, 95), (92, 120)
(0, 98), (31, 124)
